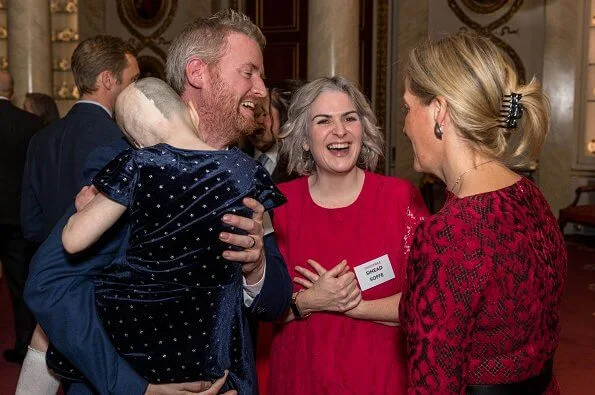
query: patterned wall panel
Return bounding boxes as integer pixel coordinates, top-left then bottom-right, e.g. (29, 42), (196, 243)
(245, 0), (307, 85)
(108, 0), (212, 80)
(429, 0), (546, 83)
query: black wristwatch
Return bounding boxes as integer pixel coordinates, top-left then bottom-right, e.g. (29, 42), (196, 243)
(290, 290), (311, 320)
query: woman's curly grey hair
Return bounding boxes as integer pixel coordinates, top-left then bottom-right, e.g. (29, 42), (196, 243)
(279, 76), (384, 175)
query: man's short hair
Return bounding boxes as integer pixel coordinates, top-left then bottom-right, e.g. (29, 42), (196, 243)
(71, 35), (133, 95)
(166, 9), (265, 94)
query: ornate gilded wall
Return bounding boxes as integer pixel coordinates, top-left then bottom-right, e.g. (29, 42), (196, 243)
(387, 0), (594, 218)
(105, 0), (212, 80)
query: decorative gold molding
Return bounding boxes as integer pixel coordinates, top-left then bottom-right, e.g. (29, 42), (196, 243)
(53, 58), (71, 71)
(50, 0), (78, 14)
(51, 28), (79, 42)
(116, 0), (178, 60)
(0, 56), (7, 70)
(375, 0), (389, 172)
(447, 0), (525, 82)
(460, 0), (508, 14)
(123, 0), (169, 29)
(55, 81), (80, 100)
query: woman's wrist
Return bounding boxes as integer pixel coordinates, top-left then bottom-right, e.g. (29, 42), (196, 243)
(345, 299), (366, 318)
(295, 289), (315, 315)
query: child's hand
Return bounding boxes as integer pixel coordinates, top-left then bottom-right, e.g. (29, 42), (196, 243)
(75, 185), (99, 212)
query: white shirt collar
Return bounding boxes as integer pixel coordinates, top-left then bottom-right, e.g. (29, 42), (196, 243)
(255, 143), (279, 164)
(254, 144), (279, 174)
(76, 100), (112, 117)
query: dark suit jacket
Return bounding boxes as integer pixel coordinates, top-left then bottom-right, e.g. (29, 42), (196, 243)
(21, 102), (123, 243)
(25, 139), (292, 394)
(270, 153), (297, 184)
(245, 145), (297, 185)
(0, 99), (43, 225)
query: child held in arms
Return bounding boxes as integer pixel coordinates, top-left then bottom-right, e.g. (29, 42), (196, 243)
(59, 77), (286, 391)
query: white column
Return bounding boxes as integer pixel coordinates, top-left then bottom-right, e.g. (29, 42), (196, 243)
(308, 0), (360, 83)
(7, 0), (52, 103)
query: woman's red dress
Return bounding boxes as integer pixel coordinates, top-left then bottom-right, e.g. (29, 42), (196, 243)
(400, 177), (567, 394)
(259, 172), (428, 394)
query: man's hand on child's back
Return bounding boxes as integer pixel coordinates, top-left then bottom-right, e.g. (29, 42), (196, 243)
(145, 370), (236, 395)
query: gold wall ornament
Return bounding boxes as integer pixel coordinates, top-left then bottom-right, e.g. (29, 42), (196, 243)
(56, 81), (78, 99)
(65, 0), (78, 13)
(0, 26), (7, 39)
(588, 139), (595, 155)
(0, 56), (7, 70)
(123, 0), (169, 28)
(53, 58), (71, 71)
(447, 0), (526, 82)
(116, 0), (178, 61)
(460, 0), (509, 14)
(51, 0), (78, 14)
(52, 27), (79, 42)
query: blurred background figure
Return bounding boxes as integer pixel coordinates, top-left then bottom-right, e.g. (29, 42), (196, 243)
(23, 93), (60, 127)
(0, 71), (43, 365)
(247, 79), (303, 183)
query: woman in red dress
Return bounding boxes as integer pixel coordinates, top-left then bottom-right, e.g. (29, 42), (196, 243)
(261, 76), (428, 394)
(399, 34), (566, 394)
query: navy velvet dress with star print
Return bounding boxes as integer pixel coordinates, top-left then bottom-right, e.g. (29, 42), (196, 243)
(77, 144), (284, 392)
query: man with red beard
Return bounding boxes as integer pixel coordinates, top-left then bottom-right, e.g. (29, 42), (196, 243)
(25, 10), (291, 395)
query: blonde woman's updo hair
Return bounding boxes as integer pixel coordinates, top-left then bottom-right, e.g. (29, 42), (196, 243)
(279, 75), (384, 176)
(405, 33), (550, 166)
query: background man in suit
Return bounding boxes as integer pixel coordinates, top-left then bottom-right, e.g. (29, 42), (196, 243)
(247, 80), (302, 184)
(17, 35), (139, 394)
(25, 10), (291, 395)
(21, 35), (139, 246)
(0, 71), (43, 364)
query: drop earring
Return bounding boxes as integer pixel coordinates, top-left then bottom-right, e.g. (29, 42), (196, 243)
(434, 123), (443, 140)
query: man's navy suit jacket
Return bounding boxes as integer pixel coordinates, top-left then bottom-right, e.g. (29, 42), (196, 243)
(21, 103), (123, 243)
(24, 123), (292, 394)
(0, 99), (43, 225)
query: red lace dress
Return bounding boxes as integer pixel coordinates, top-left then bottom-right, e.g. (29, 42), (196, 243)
(260, 172), (428, 394)
(400, 177), (567, 394)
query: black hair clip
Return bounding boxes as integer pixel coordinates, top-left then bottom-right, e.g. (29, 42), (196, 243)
(499, 92), (523, 129)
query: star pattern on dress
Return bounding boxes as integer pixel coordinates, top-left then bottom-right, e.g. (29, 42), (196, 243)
(80, 144), (287, 385)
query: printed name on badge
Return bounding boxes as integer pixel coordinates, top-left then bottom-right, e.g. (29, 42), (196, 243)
(353, 254), (395, 291)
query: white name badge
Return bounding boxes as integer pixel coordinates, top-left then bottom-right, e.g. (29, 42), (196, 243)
(353, 254), (395, 291)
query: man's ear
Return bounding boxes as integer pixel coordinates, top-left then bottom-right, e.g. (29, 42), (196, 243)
(98, 70), (115, 91)
(187, 100), (200, 132)
(186, 58), (207, 89)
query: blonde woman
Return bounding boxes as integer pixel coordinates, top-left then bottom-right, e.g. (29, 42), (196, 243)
(400, 34), (566, 394)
